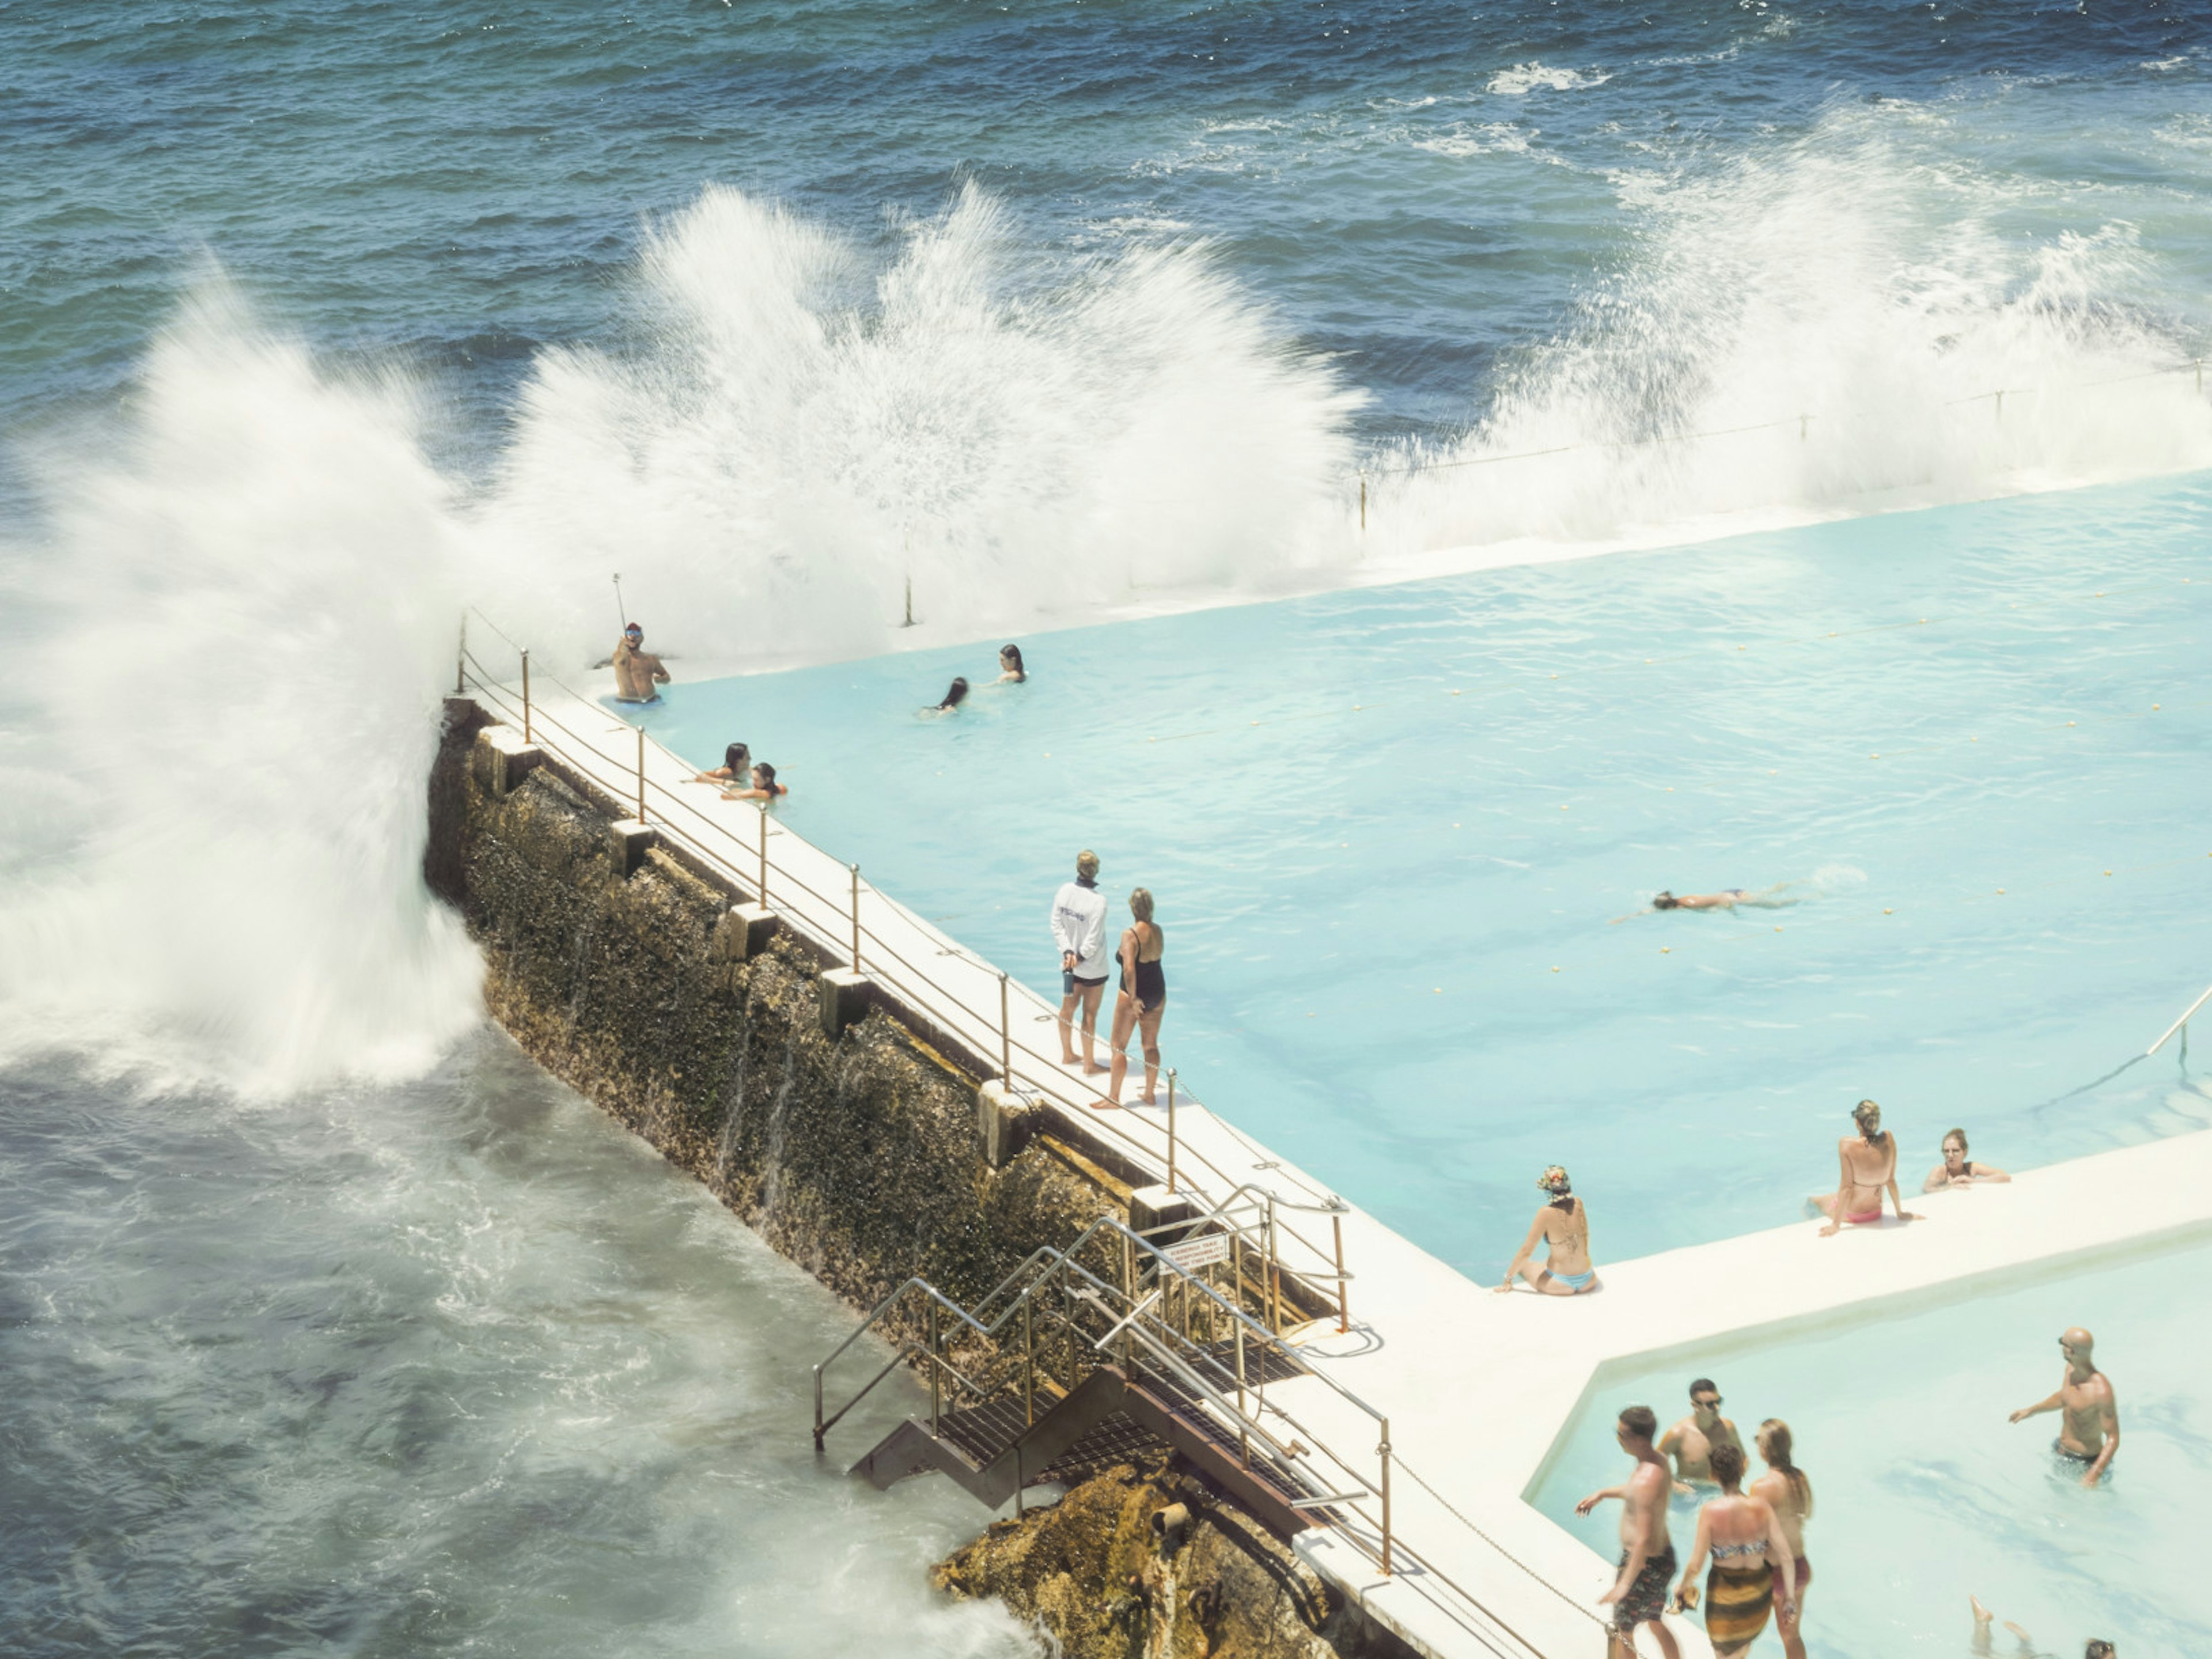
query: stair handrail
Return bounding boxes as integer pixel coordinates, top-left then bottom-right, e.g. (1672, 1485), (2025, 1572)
(456, 649), (1354, 1296)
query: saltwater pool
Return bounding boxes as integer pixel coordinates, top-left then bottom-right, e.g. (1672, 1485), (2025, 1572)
(1530, 1234), (2212, 1659)
(626, 472), (2212, 1274)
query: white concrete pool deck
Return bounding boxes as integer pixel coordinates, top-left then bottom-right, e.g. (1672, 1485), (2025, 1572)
(471, 677), (2212, 1659)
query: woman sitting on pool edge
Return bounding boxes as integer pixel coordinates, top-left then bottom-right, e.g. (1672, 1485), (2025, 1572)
(718, 762), (787, 801)
(1496, 1166), (1597, 1295)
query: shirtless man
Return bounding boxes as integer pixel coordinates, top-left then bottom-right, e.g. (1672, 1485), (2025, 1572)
(2009, 1327), (2119, 1487)
(1814, 1099), (1918, 1235)
(1659, 1378), (1742, 1490)
(1576, 1405), (1682, 1659)
(1923, 1127), (2010, 1193)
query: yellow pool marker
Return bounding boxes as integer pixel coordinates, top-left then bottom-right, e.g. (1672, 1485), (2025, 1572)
(1661, 946), (1671, 953)
(2154, 703), (2162, 710)
(1774, 925), (1782, 932)
(1433, 987), (1442, 994)
(1883, 907), (1893, 914)
(1551, 966), (1560, 973)
(1870, 753), (1880, 759)
(1996, 887), (2006, 895)
(2105, 869), (2113, 876)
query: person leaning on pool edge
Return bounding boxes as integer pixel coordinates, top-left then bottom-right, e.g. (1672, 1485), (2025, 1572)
(1812, 1099), (1918, 1236)
(1924, 1127), (2010, 1192)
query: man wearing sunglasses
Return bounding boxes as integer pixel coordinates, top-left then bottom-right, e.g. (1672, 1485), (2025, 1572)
(1660, 1378), (1743, 1492)
(2008, 1328), (2119, 1488)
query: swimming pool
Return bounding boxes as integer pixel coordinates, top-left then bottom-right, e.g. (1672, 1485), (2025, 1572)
(1529, 1233), (2212, 1659)
(630, 471), (2212, 1274)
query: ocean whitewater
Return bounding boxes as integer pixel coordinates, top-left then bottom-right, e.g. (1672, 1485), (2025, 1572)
(4, 4), (2211, 1654)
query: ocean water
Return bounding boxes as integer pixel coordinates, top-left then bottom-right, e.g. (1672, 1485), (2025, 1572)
(1531, 1234), (2212, 1659)
(6, 3), (2212, 1654)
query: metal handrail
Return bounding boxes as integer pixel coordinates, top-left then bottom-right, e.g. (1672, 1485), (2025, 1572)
(457, 648), (1354, 1297)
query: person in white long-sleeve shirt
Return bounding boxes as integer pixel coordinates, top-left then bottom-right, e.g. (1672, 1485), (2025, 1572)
(1052, 850), (1111, 1074)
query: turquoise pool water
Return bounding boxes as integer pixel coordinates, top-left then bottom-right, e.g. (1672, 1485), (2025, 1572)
(634, 474), (2212, 1273)
(1531, 1234), (2212, 1659)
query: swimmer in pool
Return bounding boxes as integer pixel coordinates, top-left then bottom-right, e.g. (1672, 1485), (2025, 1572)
(692, 741), (751, 785)
(1968, 1598), (2115, 1659)
(997, 644), (1026, 683)
(2008, 1327), (2118, 1488)
(1611, 883), (1802, 922)
(1496, 1165), (1599, 1295)
(925, 676), (969, 714)
(1923, 1127), (2010, 1192)
(719, 762), (787, 801)
(1812, 1099), (1917, 1235)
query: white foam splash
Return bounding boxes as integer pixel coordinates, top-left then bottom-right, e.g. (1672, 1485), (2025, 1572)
(1363, 103), (2212, 575)
(1487, 63), (1611, 96)
(0, 287), (484, 1095)
(476, 183), (1363, 674)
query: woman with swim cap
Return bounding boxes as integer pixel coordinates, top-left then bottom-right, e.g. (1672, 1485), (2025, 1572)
(1497, 1166), (1598, 1295)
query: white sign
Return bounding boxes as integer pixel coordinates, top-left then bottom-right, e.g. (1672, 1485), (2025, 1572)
(1163, 1232), (1230, 1272)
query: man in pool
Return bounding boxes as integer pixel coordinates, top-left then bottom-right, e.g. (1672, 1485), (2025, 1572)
(1051, 851), (1111, 1074)
(1813, 1099), (1918, 1235)
(612, 622), (671, 703)
(2008, 1327), (2119, 1487)
(1659, 1378), (1742, 1490)
(1577, 1404), (1682, 1659)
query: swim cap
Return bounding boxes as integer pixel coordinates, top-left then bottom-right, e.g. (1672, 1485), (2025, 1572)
(1537, 1165), (1570, 1195)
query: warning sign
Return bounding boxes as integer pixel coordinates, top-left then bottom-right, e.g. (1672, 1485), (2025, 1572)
(1162, 1232), (1230, 1272)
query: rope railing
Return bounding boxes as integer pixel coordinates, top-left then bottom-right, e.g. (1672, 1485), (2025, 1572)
(456, 632), (1355, 1298)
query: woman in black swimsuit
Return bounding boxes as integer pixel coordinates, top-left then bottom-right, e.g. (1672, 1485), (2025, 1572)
(1101, 887), (1166, 1108)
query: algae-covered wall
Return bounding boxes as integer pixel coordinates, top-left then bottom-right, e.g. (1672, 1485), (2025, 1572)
(423, 704), (1410, 1659)
(425, 702), (1113, 1322)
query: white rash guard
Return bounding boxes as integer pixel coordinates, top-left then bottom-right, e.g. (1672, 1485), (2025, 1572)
(1051, 879), (1110, 982)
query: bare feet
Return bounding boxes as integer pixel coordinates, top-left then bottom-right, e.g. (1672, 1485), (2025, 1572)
(1138, 1093), (1158, 1105)
(1084, 1062), (1109, 1075)
(1092, 1096), (1119, 1111)
(1971, 1596), (1993, 1628)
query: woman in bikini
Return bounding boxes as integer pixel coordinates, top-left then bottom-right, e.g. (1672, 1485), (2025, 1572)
(1750, 1420), (1813, 1659)
(1100, 888), (1165, 1107)
(1497, 1165), (1598, 1295)
(1813, 1099), (1918, 1236)
(1675, 1441), (1796, 1659)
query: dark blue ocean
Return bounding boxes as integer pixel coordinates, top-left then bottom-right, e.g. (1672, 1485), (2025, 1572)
(4, 6), (2211, 1655)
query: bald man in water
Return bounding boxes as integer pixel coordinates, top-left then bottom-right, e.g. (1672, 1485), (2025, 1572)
(2008, 1327), (2119, 1487)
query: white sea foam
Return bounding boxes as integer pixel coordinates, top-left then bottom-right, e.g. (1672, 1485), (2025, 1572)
(1362, 103), (2212, 578)
(0, 287), (484, 1094)
(476, 183), (1363, 675)
(1487, 63), (1611, 96)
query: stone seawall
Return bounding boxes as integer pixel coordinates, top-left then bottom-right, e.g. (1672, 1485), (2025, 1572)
(423, 700), (1413, 1659)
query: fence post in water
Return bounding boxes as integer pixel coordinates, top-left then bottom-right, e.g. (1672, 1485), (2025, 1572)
(635, 728), (646, 823)
(1334, 1210), (1349, 1334)
(999, 971), (1012, 1087)
(849, 864), (861, 971)
(903, 576), (914, 628)
(1994, 389), (2005, 423)
(521, 650), (531, 744)
(1166, 1069), (1178, 1194)
(1378, 1419), (1394, 1575)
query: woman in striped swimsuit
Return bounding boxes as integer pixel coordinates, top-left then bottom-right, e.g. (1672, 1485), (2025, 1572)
(1675, 1441), (1796, 1658)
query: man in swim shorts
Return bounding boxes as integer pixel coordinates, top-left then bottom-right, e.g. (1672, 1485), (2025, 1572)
(1660, 1378), (1742, 1490)
(1578, 1405), (1682, 1659)
(2009, 1327), (2119, 1487)
(612, 622), (671, 703)
(1051, 851), (1111, 1073)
